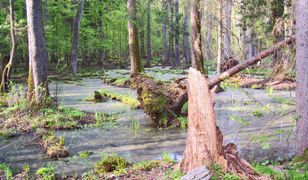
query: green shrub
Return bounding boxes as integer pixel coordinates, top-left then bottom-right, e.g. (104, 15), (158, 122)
(94, 154), (127, 175)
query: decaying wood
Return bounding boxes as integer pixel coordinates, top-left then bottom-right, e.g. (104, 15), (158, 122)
(181, 68), (262, 179)
(181, 68), (225, 172)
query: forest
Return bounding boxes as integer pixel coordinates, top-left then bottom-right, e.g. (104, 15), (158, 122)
(0, 0), (307, 179)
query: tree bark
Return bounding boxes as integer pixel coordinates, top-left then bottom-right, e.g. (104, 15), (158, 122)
(0, 0), (16, 93)
(146, 0), (152, 66)
(181, 68), (225, 172)
(217, 0), (223, 73)
(26, 0), (49, 104)
(183, 14), (191, 64)
(191, 0), (205, 74)
(295, 0), (308, 155)
(127, 0), (143, 77)
(70, 0), (83, 76)
(174, 0), (180, 67)
(223, 0), (232, 58)
(162, 0), (169, 65)
(98, 0), (104, 67)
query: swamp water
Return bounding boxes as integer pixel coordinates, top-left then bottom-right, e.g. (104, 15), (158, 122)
(0, 68), (296, 176)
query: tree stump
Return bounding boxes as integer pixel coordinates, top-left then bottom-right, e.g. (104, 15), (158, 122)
(181, 68), (262, 179)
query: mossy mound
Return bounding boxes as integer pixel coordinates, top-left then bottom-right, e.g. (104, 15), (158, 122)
(42, 134), (69, 159)
(292, 148), (308, 163)
(94, 154), (127, 175)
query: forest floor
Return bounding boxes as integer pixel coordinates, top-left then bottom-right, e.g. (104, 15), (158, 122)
(0, 66), (307, 179)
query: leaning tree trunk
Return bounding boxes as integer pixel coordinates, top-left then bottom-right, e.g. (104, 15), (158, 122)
(127, 0), (143, 77)
(0, 0), (16, 93)
(181, 68), (260, 179)
(295, 0), (308, 155)
(26, 0), (49, 104)
(191, 0), (205, 74)
(71, 0), (83, 76)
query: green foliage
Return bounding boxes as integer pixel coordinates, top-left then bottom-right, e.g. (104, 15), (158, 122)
(228, 115), (249, 126)
(0, 163), (13, 180)
(162, 152), (175, 163)
(94, 154), (127, 175)
(178, 116), (188, 129)
(252, 110), (263, 117)
(164, 169), (184, 180)
(132, 160), (161, 171)
(35, 165), (56, 180)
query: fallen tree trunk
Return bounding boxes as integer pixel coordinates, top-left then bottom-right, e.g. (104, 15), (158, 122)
(181, 68), (261, 179)
(172, 36), (295, 113)
(135, 36), (295, 127)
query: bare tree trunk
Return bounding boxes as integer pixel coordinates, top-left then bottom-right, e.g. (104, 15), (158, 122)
(162, 0), (169, 65)
(140, 29), (146, 58)
(217, 0), (223, 73)
(169, 2), (175, 66)
(223, 0), (232, 58)
(183, 14), (191, 64)
(295, 0), (308, 155)
(146, 0), (152, 66)
(70, 0), (83, 76)
(26, 0), (49, 104)
(97, 0), (103, 67)
(191, 0), (205, 74)
(0, 0), (16, 93)
(174, 0), (180, 67)
(128, 0), (143, 76)
(247, 26), (255, 58)
(205, 13), (213, 61)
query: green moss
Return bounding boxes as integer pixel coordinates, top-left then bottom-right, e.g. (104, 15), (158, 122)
(141, 88), (169, 127)
(94, 154), (127, 175)
(98, 89), (139, 108)
(292, 148), (308, 163)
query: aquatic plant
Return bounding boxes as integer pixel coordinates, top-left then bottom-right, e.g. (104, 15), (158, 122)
(79, 151), (92, 159)
(42, 133), (69, 159)
(162, 152), (175, 163)
(0, 163), (13, 180)
(132, 160), (161, 171)
(35, 165), (56, 180)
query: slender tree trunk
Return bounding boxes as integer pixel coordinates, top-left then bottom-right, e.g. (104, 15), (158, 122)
(247, 26), (255, 58)
(70, 0), (83, 75)
(223, 0), (232, 58)
(191, 0), (205, 74)
(146, 0), (152, 66)
(183, 14), (191, 64)
(140, 29), (146, 58)
(98, 0), (103, 67)
(0, 0), (16, 93)
(162, 0), (169, 65)
(169, 2), (175, 66)
(295, 0), (308, 155)
(205, 13), (213, 61)
(217, 0), (223, 73)
(26, 0), (49, 104)
(174, 0), (180, 66)
(127, 0), (143, 76)
(44, 0), (48, 22)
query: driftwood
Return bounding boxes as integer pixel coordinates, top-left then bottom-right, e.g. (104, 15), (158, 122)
(181, 68), (263, 179)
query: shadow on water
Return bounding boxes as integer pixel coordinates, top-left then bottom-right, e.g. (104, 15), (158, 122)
(0, 68), (296, 175)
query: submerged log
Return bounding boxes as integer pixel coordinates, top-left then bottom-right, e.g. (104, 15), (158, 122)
(181, 68), (261, 179)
